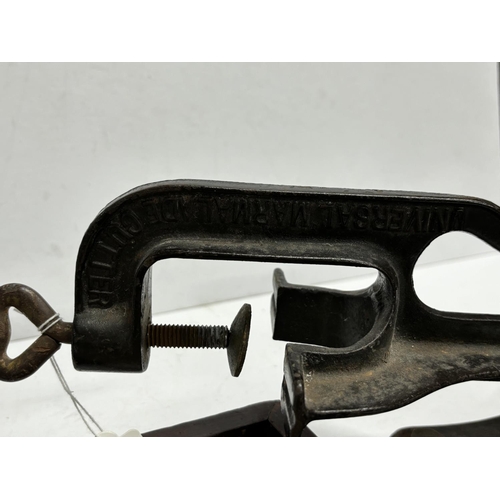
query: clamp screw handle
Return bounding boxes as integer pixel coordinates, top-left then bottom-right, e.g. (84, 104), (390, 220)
(147, 303), (251, 377)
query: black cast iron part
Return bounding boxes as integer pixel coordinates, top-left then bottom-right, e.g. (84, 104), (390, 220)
(72, 179), (500, 436)
(391, 414), (500, 437)
(142, 400), (316, 437)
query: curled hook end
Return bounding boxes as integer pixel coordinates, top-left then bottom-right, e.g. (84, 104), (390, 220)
(0, 283), (72, 382)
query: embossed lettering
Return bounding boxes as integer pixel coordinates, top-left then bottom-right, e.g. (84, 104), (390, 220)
(233, 200), (250, 224)
(251, 201), (267, 225)
(88, 275), (113, 307)
(354, 205), (369, 229)
(313, 205), (333, 228)
(84, 194), (470, 309)
(108, 226), (132, 246)
(388, 209), (404, 231)
(142, 199), (161, 224)
(194, 199), (212, 224)
(451, 208), (465, 230)
(160, 199), (178, 222)
(336, 204), (350, 229)
(91, 260), (113, 269)
(423, 209), (432, 232)
(98, 241), (119, 255)
(273, 201), (291, 226)
(371, 206), (388, 230)
(291, 203), (308, 227)
(403, 208), (421, 232)
(214, 199), (232, 223)
(120, 209), (143, 234)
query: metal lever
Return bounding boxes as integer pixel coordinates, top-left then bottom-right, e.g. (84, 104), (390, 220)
(73, 180), (500, 379)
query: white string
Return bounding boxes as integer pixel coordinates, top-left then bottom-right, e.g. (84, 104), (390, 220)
(50, 356), (103, 436)
(38, 313), (62, 334)
(41, 312), (103, 437)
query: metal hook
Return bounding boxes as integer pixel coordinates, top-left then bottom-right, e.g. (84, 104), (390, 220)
(0, 283), (72, 382)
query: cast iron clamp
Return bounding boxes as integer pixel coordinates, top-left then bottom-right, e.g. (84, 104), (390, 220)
(2, 180), (500, 436)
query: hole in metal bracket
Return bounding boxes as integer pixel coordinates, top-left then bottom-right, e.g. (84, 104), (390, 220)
(414, 231), (498, 314)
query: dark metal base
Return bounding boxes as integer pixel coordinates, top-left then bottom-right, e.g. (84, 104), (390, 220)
(142, 400), (316, 437)
(392, 414), (500, 437)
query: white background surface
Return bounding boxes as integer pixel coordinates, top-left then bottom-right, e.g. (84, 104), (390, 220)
(1, 63), (500, 339)
(2, 62), (500, 438)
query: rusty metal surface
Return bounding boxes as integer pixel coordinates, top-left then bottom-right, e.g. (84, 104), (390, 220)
(71, 180), (500, 436)
(0, 283), (72, 381)
(147, 303), (251, 377)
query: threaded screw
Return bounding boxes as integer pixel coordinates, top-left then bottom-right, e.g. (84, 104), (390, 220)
(148, 324), (229, 349)
(147, 303), (251, 377)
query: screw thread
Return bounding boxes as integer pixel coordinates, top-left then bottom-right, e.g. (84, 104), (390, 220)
(148, 324), (229, 349)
